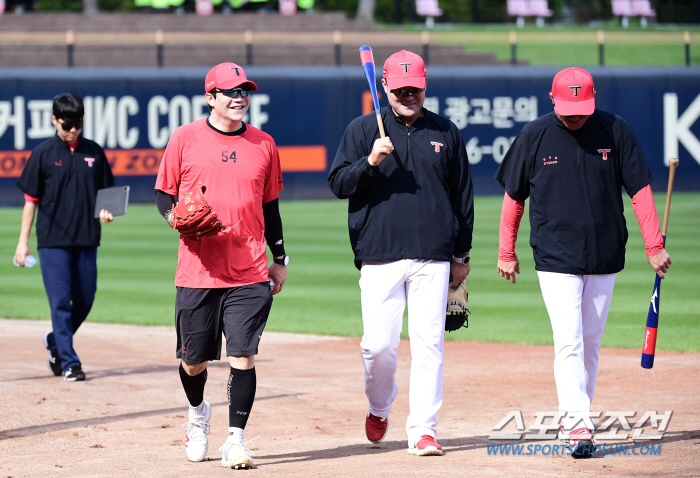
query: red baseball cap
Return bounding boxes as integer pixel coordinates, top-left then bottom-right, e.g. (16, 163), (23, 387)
(551, 67), (595, 116)
(204, 62), (258, 93)
(382, 50), (427, 90)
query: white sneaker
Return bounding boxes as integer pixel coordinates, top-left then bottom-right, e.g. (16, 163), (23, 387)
(181, 401), (211, 462)
(220, 438), (257, 469)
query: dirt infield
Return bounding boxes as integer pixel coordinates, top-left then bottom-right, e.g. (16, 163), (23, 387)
(1, 319), (698, 477)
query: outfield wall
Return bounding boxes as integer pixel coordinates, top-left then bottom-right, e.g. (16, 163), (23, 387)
(1, 66), (699, 206)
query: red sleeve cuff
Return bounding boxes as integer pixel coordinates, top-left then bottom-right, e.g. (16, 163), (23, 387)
(499, 191), (525, 261)
(24, 193), (39, 204)
(631, 184), (664, 256)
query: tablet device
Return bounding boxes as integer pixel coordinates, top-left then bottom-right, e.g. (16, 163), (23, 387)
(94, 186), (130, 218)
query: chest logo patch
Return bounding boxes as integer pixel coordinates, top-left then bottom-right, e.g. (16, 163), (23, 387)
(598, 149), (611, 160)
(543, 156), (558, 165)
(54, 160), (62, 167)
(430, 141), (443, 153)
(84, 157), (95, 167)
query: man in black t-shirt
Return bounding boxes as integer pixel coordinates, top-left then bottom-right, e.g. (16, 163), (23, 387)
(494, 68), (672, 458)
(15, 94), (116, 382)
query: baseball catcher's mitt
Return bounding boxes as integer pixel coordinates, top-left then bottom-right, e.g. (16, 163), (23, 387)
(445, 279), (470, 332)
(168, 183), (225, 240)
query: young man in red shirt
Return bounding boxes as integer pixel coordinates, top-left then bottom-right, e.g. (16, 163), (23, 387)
(155, 63), (288, 469)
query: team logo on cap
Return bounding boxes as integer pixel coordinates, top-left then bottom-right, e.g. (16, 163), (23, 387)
(598, 149), (611, 160)
(398, 62), (412, 73)
(229, 67), (241, 76)
(569, 85), (583, 97)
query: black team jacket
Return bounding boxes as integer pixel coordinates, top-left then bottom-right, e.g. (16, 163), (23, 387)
(17, 134), (115, 248)
(328, 106), (474, 270)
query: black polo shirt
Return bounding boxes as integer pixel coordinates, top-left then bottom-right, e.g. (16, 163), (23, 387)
(495, 110), (652, 275)
(17, 134), (115, 248)
(329, 106), (474, 270)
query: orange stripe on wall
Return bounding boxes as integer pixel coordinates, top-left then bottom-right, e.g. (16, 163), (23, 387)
(362, 90), (383, 115)
(0, 146), (327, 178)
(0, 150), (30, 178)
(108, 149), (164, 176)
(278, 145), (327, 172)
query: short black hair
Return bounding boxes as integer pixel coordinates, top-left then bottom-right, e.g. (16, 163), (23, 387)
(53, 94), (84, 121)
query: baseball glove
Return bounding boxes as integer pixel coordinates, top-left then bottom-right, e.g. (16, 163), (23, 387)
(445, 279), (470, 332)
(168, 183), (225, 240)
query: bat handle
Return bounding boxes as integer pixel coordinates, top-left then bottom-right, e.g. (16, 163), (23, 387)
(662, 158), (679, 236)
(376, 113), (386, 138)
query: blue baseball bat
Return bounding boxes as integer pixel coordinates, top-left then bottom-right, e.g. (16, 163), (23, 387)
(359, 45), (386, 138)
(641, 158), (678, 369)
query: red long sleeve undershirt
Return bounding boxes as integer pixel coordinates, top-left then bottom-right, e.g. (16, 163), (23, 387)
(498, 192), (524, 262)
(631, 185), (665, 256)
(498, 185), (664, 261)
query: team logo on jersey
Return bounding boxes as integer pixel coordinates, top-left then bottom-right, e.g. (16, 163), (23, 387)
(598, 149), (611, 160)
(54, 160), (62, 167)
(229, 66), (241, 77)
(430, 141), (443, 153)
(84, 157), (95, 167)
(542, 156), (558, 165)
(569, 85), (583, 97)
(399, 62), (412, 73)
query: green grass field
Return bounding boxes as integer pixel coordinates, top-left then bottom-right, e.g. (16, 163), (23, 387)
(422, 26), (700, 66)
(0, 193), (698, 351)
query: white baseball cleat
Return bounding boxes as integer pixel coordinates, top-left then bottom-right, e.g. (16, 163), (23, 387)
(220, 438), (257, 469)
(182, 400), (211, 462)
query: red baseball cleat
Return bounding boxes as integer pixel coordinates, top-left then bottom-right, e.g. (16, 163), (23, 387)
(568, 428), (595, 459)
(365, 412), (389, 443)
(408, 435), (443, 456)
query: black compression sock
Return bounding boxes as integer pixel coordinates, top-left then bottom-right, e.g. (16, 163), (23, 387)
(179, 363), (207, 408)
(228, 367), (256, 429)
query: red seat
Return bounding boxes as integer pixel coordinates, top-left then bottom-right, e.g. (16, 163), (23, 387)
(507, 0), (530, 17)
(416, 0), (443, 17)
(632, 0), (655, 16)
(529, 0), (553, 17)
(612, 0), (634, 16)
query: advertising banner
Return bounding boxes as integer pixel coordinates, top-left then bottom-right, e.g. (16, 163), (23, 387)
(1, 66), (698, 205)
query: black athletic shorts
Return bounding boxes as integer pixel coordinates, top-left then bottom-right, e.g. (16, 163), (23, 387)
(175, 282), (273, 364)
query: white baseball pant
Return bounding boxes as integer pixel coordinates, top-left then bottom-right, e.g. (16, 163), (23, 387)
(359, 259), (450, 447)
(537, 271), (616, 430)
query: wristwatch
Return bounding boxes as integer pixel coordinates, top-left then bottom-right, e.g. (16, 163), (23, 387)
(452, 254), (470, 264)
(273, 255), (289, 266)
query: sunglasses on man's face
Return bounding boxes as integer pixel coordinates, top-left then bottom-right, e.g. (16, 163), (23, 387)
(391, 88), (425, 98)
(216, 88), (251, 98)
(58, 119), (83, 131)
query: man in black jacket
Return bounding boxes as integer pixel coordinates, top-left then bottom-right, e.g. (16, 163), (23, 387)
(15, 94), (115, 382)
(328, 50), (474, 456)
